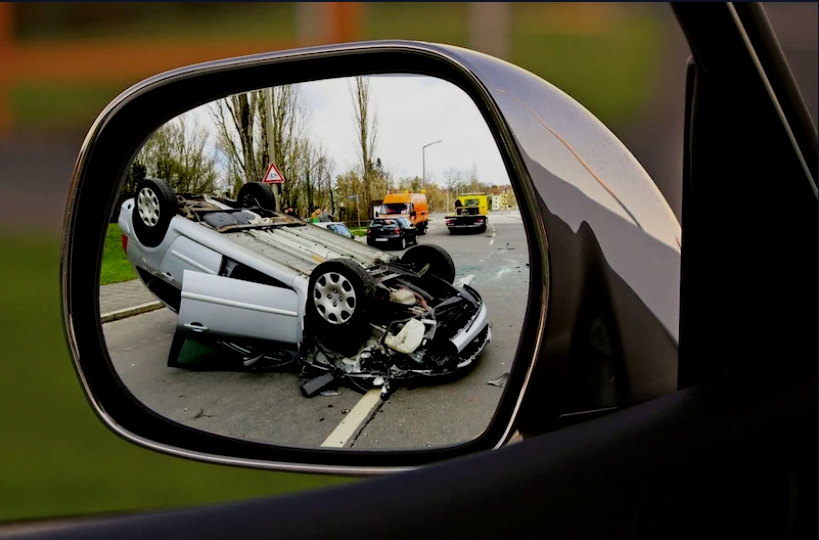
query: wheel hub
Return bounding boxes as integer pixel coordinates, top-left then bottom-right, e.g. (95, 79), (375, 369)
(137, 187), (161, 227)
(313, 272), (356, 324)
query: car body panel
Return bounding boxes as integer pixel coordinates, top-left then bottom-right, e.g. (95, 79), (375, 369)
(177, 270), (303, 347)
(120, 200), (399, 299)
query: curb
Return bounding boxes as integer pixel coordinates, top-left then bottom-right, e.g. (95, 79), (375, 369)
(100, 301), (164, 324)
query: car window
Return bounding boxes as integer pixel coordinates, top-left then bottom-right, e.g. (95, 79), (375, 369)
(336, 225), (354, 238)
(326, 224), (337, 233)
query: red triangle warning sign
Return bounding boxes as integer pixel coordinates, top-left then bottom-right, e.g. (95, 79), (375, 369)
(262, 163), (285, 184)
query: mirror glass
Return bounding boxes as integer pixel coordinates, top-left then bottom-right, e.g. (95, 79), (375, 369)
(99, 74), (531, 451)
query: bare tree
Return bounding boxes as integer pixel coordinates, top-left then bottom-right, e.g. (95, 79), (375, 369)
(135, 116), (219, 195)
(443, 168), (466, 212)
(351, 76), (378, 213)
(300, 141), (333, 215)
(210, 91), (263, 189)
(265, 85), (306, 207)
(211, 86), (306, 208)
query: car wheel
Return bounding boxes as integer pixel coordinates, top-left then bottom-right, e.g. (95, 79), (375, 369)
(131, 178), (178, 248)
(307, 258), (376, 356)
(400, 237), (407, 250)
(401, 244), (456, 284)
(417, 222), (426, 235)
(237, 181), (277, 211)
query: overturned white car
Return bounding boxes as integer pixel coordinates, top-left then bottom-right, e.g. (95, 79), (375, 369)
(117, 178), (491, 396)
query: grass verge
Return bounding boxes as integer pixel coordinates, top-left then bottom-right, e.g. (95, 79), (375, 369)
(100, 224), (137, 286)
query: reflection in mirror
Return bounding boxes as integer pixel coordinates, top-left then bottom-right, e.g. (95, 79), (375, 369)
(100, 74), (531, 451)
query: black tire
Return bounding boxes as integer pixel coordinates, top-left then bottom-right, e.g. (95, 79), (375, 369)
(131, 178), (178, 248)
(398, 236), (407, 250)
(401, 244), (456, 284)
(417, 222), (427, 235)
(307, 258), (377, 356)
(237, 181), (277, 211)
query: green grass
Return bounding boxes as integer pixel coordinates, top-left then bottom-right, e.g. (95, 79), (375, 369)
(0, 233), (353, 523)
(348, 227), (367, 237)
(100, 224), (137, 285)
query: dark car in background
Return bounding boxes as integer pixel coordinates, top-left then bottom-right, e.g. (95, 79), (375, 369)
(366, 217), (418, 250)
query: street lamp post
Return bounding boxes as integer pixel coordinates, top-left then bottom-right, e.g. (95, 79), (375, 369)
(422, 139), (443, 193)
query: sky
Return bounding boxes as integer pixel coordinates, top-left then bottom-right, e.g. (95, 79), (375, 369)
(180, 74), (510, 189)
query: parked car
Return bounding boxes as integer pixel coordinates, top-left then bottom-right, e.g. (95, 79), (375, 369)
(118, 177), (490, 390)
(366, 217), (418, 249)
(313, 221), (356, 239)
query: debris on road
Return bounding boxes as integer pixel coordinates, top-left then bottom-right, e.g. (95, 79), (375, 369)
(301, 372), (336, 398)
(487, 372), (509, 388)
(319, 389), (340, 397)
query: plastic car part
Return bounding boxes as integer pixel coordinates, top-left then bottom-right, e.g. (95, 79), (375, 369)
(300, 372), (337, 398)
(384, 318), (426, 354)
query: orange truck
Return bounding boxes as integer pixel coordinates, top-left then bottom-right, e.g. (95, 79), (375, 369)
(379, 192), (430, 234)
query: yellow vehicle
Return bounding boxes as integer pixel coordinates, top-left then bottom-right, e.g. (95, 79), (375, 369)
(380, 191), (430, 234)
(445, 193), (489, 234)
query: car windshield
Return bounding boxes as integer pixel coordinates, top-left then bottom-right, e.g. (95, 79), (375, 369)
(383, 203), (408, 214)
(464, 198), (481, 206)
(371, 219), (397, 226)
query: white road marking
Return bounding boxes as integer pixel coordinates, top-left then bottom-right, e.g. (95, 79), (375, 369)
(455, 274), (475, 288)
(321, 388), (383, 448)
(489, 238), (495, 246)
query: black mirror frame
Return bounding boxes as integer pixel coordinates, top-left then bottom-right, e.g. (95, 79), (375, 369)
(61, 41), (550, 475)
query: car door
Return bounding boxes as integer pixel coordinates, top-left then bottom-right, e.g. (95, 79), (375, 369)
(176, 269), (302, 348)
(400, 217), (416, 243)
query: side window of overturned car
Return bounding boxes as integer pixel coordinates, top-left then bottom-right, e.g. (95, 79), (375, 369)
(99, 73), (531, 453)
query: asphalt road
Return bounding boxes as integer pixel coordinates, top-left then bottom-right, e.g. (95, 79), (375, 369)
(102, 212), (530, 451)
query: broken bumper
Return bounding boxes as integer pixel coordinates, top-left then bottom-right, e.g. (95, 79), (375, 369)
(450, 302), (489, 354)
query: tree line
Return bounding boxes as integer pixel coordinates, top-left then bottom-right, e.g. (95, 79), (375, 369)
(121, 76), (509, 221)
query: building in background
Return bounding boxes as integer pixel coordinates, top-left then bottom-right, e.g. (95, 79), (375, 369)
(498, 185), (517, 211)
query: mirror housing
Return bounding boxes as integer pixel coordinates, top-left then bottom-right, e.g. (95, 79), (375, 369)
(62, 40), (680, 475)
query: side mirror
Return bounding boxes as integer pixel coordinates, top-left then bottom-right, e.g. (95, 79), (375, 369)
(63, 40), (680, 475)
